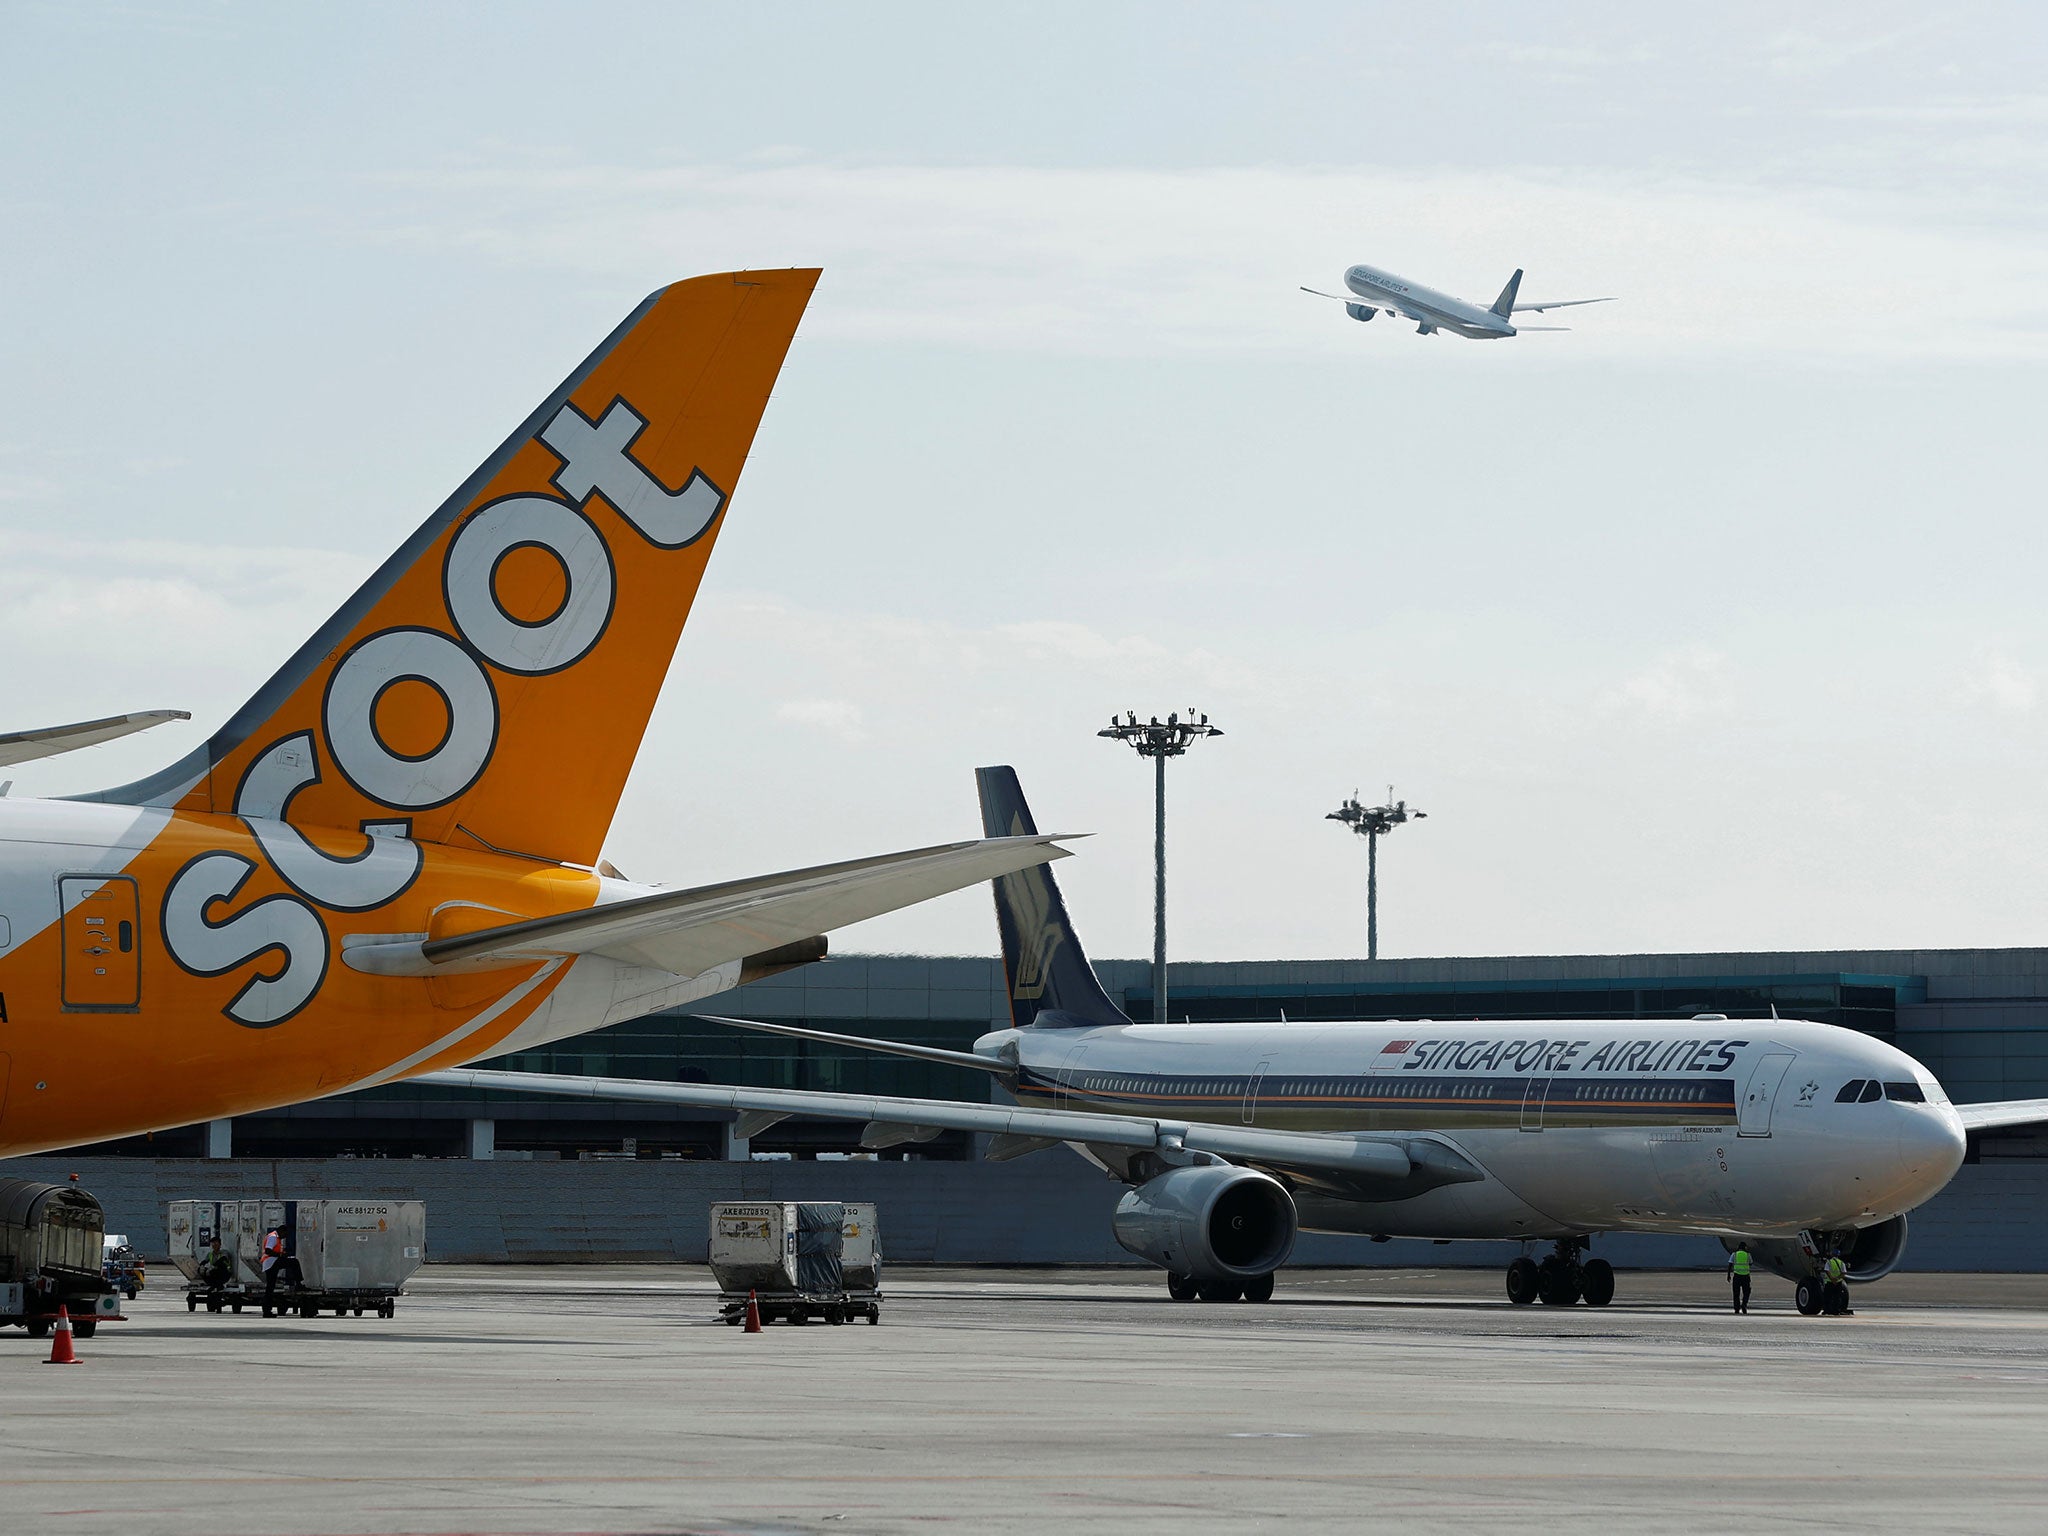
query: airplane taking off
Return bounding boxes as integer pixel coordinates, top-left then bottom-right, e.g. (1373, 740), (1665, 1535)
(1303, 263), (1613, 337)
(430, 767), (2048, 1313)
(0, 270), (1074, 1159)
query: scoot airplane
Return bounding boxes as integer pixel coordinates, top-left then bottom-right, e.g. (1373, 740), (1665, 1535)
(430, 768), (2048, 1313)
(1302, 263), (1613, 337)
(0, 270), (1075, 1160)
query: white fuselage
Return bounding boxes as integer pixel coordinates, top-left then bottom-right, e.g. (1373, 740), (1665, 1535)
(986, 1016), (1967, 1241)
(1344, 264), (1516, 339)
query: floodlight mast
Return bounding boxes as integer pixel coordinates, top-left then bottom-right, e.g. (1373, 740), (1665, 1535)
(1326, 789), (1426, 962)
(1097, 711), (1223, 1025)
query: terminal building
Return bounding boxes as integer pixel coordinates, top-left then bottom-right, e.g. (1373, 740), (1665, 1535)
(72, 944), (2048, 1165)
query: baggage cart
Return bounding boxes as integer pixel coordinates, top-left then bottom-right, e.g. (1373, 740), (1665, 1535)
(2, 1179), (126, 1338)
(709, 1201), (882, 1325)
(169, 1198), (424, 1319)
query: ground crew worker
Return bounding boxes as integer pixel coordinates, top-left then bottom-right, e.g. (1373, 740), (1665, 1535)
(1823, 1251), (1853, 1316)
(260, 1227), (301, 1316)
(1727, 1241), (1753, 1314)
(198, 1237), (233, 1294)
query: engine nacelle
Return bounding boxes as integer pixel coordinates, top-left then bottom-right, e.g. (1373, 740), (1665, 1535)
(1729, 1216), (1909, 1284)
(1345, 303), (1377, 322)
(1112, 1165), (1296, 1282)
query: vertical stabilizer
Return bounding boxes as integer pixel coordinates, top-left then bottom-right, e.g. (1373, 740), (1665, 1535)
(78, 271), (820, 868)
(1490, 269), (1524, 317)
(975, 767), (1131, 1031)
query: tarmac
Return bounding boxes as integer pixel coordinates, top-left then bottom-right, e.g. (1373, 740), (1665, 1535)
(6, 1265), (2048, 1535)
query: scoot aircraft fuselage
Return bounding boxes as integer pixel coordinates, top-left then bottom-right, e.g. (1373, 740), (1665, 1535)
(0, 270), (1072, 1159)
(0, 796), (704, 1154)
(993, 1016), (1966, 1242)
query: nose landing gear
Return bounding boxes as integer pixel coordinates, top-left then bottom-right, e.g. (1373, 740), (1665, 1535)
(1506, 1240), (1613, 1307)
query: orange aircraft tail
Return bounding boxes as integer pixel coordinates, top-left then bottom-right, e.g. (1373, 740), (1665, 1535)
(80, 269), (819, 867)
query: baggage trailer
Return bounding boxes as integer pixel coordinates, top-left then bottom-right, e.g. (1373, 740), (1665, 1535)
(1, 1179), (126, 1338)
(169, 1198), (425, 1319)
(710, 1201), (882, 1325)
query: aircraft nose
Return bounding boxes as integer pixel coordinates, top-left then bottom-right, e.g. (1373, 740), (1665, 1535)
(1898, 1105), (1967, 1196)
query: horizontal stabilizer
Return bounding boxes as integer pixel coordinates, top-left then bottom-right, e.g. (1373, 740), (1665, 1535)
(0, 710), (190, 769)
(344, 834), (1072, 981)
(412, 1065), (1479, 1189)
(1955, 1098), (2048, 1133)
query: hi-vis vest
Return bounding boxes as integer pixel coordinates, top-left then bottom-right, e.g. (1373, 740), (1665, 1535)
(261, 1230), (285, 1270)
(1825, 1256), (1846, 1283)
(1731, 1250), (1752, 1277)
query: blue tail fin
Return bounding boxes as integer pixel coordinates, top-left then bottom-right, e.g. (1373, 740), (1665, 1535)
(976, 766), (1132, 1030)
(1490, 268), (1523, 317)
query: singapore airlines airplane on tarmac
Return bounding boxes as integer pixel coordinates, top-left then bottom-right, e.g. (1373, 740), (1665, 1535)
(0, 270), (1071, 1160)
(430, 768), (2048, 1314)
(1302, 263), (1613, 337)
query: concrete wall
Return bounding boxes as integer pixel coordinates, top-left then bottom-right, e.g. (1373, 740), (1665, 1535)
(15, 1153), (2046, 1273)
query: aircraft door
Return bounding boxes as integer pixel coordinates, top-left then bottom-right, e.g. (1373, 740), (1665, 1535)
(1520, 1075), (1550, 1131)
(1242, 1060), (1271, 1125)
(58, 874), (141, 1012)
(1056, 1045), (1090, 1108)
(1738, 1051), (1797, 1137)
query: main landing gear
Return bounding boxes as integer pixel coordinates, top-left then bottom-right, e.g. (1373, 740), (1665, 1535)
(1167, 1271), (1277, 1303)
(1506, 1240), (1613, 1308)
(1795, 1274), (1854, 1317)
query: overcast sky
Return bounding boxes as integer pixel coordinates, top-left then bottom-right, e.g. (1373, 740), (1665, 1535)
(6, 2), (2047, 964)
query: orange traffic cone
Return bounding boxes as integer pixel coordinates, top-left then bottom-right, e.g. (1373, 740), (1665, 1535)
(45, 1305), (81, 1365)
(743, 1290), (762, 1333)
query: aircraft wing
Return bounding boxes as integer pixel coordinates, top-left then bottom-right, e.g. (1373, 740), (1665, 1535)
(1953, 1098), (2048, 1133)
(1512, 297), (1615, 313)
(347, 835), (1075, 980)
(411, 1064), (1484, 1192)
(0, 710), (191, 768)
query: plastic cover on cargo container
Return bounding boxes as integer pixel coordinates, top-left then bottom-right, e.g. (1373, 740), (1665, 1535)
(795, 1202), (844, 1295)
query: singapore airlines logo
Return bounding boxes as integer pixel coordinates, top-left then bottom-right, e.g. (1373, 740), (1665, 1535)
(160, 397), (724, 1028)
(999, 810), (1065, 1001)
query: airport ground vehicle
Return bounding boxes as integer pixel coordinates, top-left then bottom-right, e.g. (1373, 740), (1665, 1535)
(1, 1179), (126, 1338)
(169, 1198), (423, 1320)
(711, 1201), (881, 1326)
(102, 1235), (146, 1299)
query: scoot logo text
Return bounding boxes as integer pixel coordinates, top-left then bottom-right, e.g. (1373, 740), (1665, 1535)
(160, 397), (726, 1027)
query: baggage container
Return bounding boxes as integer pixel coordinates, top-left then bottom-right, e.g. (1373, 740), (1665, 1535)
(1, 1178), (125, 1337)
(709, 1202), (804, 1293)
(841, 1202), (882, 1294)
(169, 1198), (425, 1319)
(710, 1201), (880, 1326)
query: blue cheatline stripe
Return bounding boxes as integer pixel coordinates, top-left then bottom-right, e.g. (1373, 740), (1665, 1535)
(1016, 1069), (1739, 1123)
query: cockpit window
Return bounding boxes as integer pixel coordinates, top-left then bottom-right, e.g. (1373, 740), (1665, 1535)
(1884, 1081), (1927, 1103)
(1836, 1080), (1866, 1103)
(1859, 1080), (1884, 1103)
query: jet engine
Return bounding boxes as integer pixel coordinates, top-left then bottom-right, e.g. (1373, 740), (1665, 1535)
(1345, 303), (1377, 322)
(1111, 1164), (1296, 1282)
(1729, 1215), (1910, 1284)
